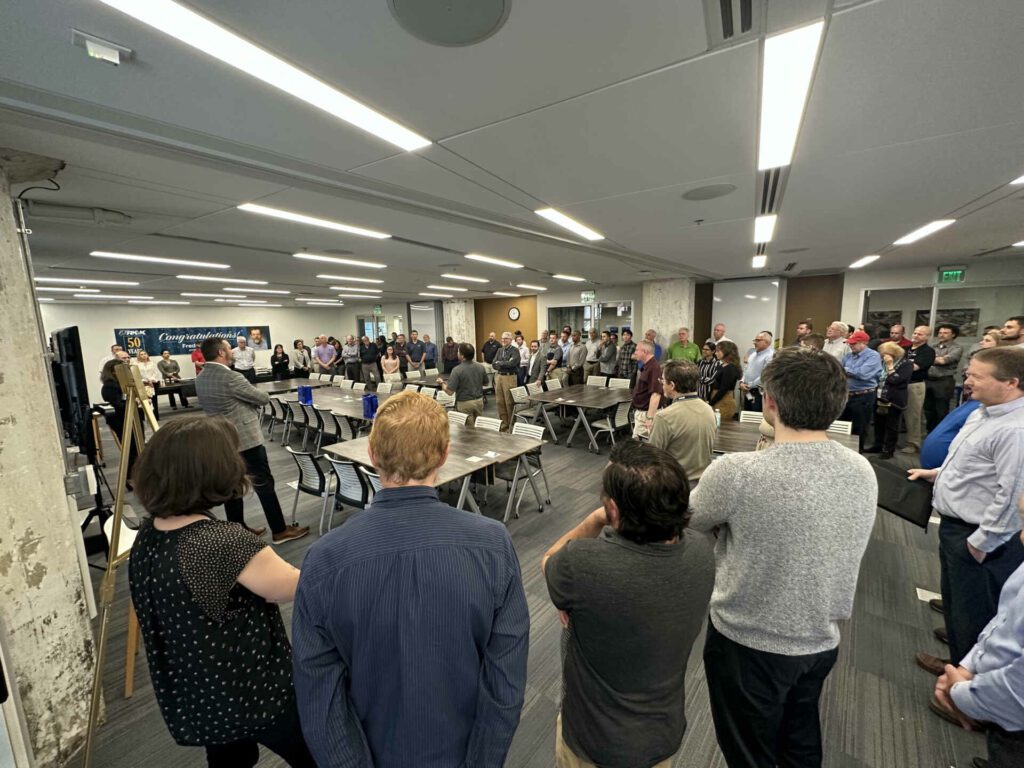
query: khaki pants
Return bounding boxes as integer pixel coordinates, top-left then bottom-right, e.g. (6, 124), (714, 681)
(632, 413), (651, 440)
(583, 361), (599, 381)
(905, 381), (925, 450)
(555, 714), (671, 768)
(456, 398), (483, 427)
(494, 373), (517, 432)
(548, 367), (567, 384)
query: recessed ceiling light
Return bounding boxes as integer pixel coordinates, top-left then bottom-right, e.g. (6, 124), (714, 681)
(760, 297), (771, 302)
(516, 283), (546, 291)
(1012, 240), (1024, 247)
(315, 274), (384, 284)
(426, 284), (467, 293)
(182, 292), (246, 299)
(758, 21), (824, 170)
(328, 286), (383, 293)
(440, 273), (489, 283)
(419, 292), (452, 298)
(493, 292), (520, 297)
(37, 286), (101, 293)
(296, 297), (344, 302)
(294, 253), (386, 269)
(216, 298), (265, 303)
(771, 281), (779, 286)
(75, 293), (155, 300)
(128, 300), (191, 305)
(177, 274), (268, 285)
(465, 253), (522, 269)
(92, 250), (230, 269)
(553, 274), (585, 282)
(238, 303), (282, 307)
(238, 204), (391, 239)
(304, 302), (345, 307)
(222, 287), (290, 295)
(752, 255), (767, 269)
(535, 208), (604, 241)
(713, 296), (722, 302)
(35, 277), (140, 286)
(98, 0), (430, 151)
(1011, 174), (1024, 185)
(744, 294), (757, 300)
(849, 254), (880, 269)
(334, 293), (383, 299)
(893, 220), (955, 245)
(754, 214), (777, 243)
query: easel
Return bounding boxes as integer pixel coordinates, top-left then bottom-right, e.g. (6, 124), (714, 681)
(82, 364), (159, 768)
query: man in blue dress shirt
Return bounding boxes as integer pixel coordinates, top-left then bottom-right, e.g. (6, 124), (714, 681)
(739, 331), (774, 413)
(292, 390), (530, 767)
(840, 330), (883, 452)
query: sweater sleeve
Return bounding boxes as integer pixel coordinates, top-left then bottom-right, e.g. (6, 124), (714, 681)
(709, 365), (739, 405)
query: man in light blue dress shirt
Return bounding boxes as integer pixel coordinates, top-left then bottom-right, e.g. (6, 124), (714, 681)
(740, 331), (774, 412)
(840, 331), (883, 452)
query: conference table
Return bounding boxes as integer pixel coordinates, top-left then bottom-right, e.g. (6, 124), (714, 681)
(526, 384), (633, 451)
(254, 378), (331, 394)
(323, 422), (544, 523)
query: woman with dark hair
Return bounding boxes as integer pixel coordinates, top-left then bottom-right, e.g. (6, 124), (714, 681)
(381, 345), (401, 377)
(128, 416), (315, 768)
(101, 357), (141, 488)
(708, 340), (742, 421)
(270, 344), (290, 381)
(697, 341), (721, 402)
(441, 336), (460, 374)
(291, 339), (311, 378)
(866, 341), (913, 459)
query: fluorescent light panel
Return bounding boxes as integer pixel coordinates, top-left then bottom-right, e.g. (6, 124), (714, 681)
(534, 208), (604, 241)
(1013, 240), (1024, 247)
(304, 302), (345, 307)
(181, 292), (246, 299)
(758, 21), (825, 170)
(216, 298), (265, 303)
(295, 297), (344, 302)
(37, 297), (54, 302)
(426, 285), (467, 293)
(37, 286), (100, 293)
(328, 286), (382, 293)
(294, 253), (386, 269)
(553, 274), (585, 282)
(751, 255), (767, 269)
(419, 292), (452, 298)
(849, 254), (880, 269)
(238, 204), (390, 239)
(440, 273), (488, 283)
(35, 277), (140, 286)
(75, 294), (154, 300)
(176, 275), (268, 285)
(222, 287), (290, 294)
(315, 274), (383, 284)
(97, 0), (430, 151)
(129, 300), (190, 305)
(493, 291), (520, 297)
(91, 250), (229, 269)
(465, 253), (522, 269)
(333, 293), (383, 299)
(893, 219), (955, 245)
(516, 283), (546, 291)
(239, 303), (281, 307)
(754, 214), (777, 243)
(1011, 174), (1024, 185)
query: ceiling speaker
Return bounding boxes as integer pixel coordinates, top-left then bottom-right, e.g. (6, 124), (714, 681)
(681, 184), (736, 201)
(388, 0), (510, 47)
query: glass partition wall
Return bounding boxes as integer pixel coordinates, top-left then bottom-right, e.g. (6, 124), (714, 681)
(547, 301), (633, 335)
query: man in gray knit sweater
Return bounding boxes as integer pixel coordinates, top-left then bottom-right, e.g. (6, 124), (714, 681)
(690, 347), (877, 768)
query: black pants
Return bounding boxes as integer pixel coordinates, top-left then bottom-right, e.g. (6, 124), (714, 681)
(938, 516), (1024, 664)
(924, 376), (955, 432)
(842, 391), (876, 452)
(225, 445), (287, 534)
(703, 622), (838, 768)
(345, 361), (360, 381)
(294, 368), (310, 379)
(988, 725), (1024, 768)
(742, 387), (763, 413)
(871, 404), (903, 453)
(161, 384), (189, 408)
(205, 702), (315, 768)
(239, 367), (257, 384)
(444, 359), (458, 374)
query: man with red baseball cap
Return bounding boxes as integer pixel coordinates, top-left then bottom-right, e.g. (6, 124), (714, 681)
(840, 330), (883, 452)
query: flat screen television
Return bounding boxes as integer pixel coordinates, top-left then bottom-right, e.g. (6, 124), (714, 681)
(50, 326), (93, 458)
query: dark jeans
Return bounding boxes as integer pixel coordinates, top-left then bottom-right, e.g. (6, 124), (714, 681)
(239, 367), (257, 384)
(842, 391), (876, 452)
(938, 516), (1024, 664)
(703, 622), (838, 768)
(742, 387), (763, 414)
(567, 367), (584, 386)
(517, 367), (528, 387)
(872, 404), (903, 453)
(988, 725), (1024, 768)
(444, 359), (458, 374)
(344, 361), (360, 381)
(205, 702), (315, 768)
(225, 445), (288, 534)
(925, 376), (955, 432)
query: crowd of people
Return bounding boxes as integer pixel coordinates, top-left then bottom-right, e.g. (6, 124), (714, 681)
(104, 312), (1024, 768)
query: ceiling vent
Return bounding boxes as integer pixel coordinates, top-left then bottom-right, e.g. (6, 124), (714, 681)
(783, 261), (798, 272)
(757, 167), (789, 215)
(704, 0), (761, 47)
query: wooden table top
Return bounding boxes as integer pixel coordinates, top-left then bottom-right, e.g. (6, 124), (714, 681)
(311, 389), (392, 420)
(527, 384), (632, 409)
(323, 423), (543, 485)
(254, 378), (331, 394)
(714, 420), (860, 453)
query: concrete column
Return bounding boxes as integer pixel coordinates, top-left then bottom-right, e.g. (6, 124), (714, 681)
(442, 298), (476, 345)
(0, 150), (95, 766)
(641, 278), (695, 352)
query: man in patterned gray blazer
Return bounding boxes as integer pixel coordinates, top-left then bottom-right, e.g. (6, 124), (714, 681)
(195, 337), (308, 544)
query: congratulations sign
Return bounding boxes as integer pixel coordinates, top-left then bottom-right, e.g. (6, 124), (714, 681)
(115, 326), (272, 356)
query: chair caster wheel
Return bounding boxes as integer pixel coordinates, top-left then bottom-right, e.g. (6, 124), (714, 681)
(545, 499), (551, 505)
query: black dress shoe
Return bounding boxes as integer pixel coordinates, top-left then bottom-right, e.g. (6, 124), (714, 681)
(863, 445), (883, 454)
(972, 758), (988, 768)
(915, 651), (951, 676)
(934, 626), (949, 644)
(929, 598), (944, 614)
(880, 451), (894, 459)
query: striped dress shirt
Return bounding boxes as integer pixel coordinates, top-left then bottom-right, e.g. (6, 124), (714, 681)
(292, 486), (530, 767)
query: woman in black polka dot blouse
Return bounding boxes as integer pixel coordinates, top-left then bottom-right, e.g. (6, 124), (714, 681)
(128, 416), (315, 767)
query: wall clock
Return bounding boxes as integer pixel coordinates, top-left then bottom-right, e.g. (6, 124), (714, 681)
(508, 306), (521, 321)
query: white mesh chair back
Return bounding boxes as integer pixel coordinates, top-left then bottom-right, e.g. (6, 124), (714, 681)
(608, 377), (631, 389)
(526, 382), (545, 396)
(510, 386), (529, 405)
(612, 400), (633, 428)
(587, 375), (609, 387)
(827, 419), (853, 435)
(546, 378), (562, 390)
(352, 382), (366, 391)
(739, 410), (763, 424)
(337, 379), (354, 390)
(511, 422), (545, 441)
(285, 399), (307, 425)
(324, 456), (368, 508)
(424, 368), (440, 377)
(404, 384), (421, 393)
(286, 447), (326, 494)
(406, 368), (423, 379)
(302, 403), (323, 430)
(482, 362), (494, 375)
(447, 410), (468, 426)
(434, 390), (455, 407)
(475, 416), (502, 432)
(313, 372), (326, 381)
(383, 372), (403, 382)
(376, 382), (394, 394)
(359, 465), (383, 495)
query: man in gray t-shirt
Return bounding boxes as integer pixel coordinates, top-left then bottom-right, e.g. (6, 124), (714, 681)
(690, 347), (876, 768)
(436, 343), (487, 427)
(543, 441), (713, 768)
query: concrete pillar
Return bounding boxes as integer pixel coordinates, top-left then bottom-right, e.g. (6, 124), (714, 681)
(641, 278), (696, 353)
(0, 150), (96, 766)
(442, 299), (476, 345)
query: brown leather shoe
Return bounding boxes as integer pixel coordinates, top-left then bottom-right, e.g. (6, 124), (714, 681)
(915, 651), (950, 676)
(272, 525), (310, 544)
(934, 626), (949, 644)
(928, 694), (983, 730)
(929, 598), (944, 614)
(248, 526), (267, 537)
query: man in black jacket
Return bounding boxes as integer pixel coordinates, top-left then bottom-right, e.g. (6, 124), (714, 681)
(482, 332), (501, 364)
(359, 336), (379, 385)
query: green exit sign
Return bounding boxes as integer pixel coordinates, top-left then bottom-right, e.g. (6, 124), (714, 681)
(938, 268), (966, 284)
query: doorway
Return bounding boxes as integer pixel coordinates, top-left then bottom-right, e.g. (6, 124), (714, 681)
(356, 316), (387, 340)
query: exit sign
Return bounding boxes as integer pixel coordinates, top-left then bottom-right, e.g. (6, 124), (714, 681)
(937, 267), (966, 284)
(580, 290), (596, 303)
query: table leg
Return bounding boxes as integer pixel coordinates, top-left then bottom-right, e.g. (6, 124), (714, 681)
(579, 410), (601, 453)
(503, 457), (523, 524)
(566, 407), (586, 447)
(456, 476), (479, 514)
(540, 407), (559, 443)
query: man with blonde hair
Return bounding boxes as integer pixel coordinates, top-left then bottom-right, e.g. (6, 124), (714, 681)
(293, 391), (529, 767)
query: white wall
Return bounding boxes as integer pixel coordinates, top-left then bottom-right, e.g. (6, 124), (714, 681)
(711, 278), (784, 352)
